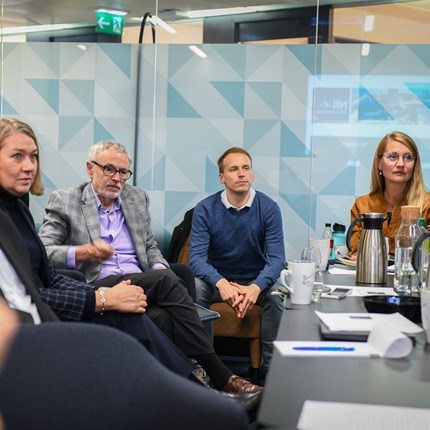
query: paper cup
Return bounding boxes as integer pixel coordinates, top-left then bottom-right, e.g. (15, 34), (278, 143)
(309, 238), (331, 271)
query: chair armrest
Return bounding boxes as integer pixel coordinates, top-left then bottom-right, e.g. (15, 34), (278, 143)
(170, 263), (196, 301)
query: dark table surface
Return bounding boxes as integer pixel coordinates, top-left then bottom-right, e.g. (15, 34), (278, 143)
(257, 270), (430, 429)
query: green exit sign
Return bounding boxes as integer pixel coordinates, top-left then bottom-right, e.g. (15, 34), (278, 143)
(96, 11), (124, 35)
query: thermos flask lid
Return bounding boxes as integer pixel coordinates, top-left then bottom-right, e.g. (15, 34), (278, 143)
(358, 212), (385, 219)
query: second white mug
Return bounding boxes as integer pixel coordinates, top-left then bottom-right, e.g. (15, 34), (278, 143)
(280, 260), (316, 305)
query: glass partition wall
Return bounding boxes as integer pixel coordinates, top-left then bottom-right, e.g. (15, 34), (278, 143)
(0, 0), (429, 259)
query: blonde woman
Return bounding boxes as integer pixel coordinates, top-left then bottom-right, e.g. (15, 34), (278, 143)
(349, 131), (430, 257)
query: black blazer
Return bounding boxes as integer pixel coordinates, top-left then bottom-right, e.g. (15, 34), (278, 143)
(0, 208), (58, 323)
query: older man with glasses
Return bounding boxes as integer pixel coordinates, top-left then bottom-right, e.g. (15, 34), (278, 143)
(38, 140), (263, 399)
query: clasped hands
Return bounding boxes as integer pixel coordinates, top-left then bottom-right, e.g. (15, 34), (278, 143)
(216, 279), (260, 318)
(96, 280), (147, 314)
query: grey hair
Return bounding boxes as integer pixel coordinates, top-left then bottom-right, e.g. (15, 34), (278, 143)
(88, 140), (132, 166)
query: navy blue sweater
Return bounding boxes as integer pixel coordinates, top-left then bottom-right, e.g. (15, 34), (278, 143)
(190, 191), (286, 290)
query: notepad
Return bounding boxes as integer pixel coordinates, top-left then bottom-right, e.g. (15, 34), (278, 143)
(274, 320), (414, 358)
(315, 311), (422, 336)
(297, 401), (430, 430)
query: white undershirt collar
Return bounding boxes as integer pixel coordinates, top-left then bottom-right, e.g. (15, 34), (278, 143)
(221, 188), (255, 211)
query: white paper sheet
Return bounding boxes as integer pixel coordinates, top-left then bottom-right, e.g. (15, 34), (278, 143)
(350, 286), (397, 296)
(328, 267), (356, 275)
(367, 320), (413, 358)
(322, 285), (397, 297)
(297, 401), (430, 430)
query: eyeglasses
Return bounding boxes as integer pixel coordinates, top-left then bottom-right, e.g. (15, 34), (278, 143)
(383, 152), (416, 165)
(91, 160), (132, 180)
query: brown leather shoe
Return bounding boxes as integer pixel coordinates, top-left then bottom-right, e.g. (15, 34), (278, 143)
(223, 374), (263, 393)
(216, 390), (262, 422)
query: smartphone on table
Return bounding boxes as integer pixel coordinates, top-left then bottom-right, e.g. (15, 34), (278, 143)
(321, 288), (351, 300)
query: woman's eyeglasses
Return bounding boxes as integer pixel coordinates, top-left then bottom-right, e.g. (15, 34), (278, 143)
(383, 152), (416, 165)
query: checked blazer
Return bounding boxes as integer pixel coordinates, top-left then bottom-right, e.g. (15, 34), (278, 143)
(0, 200), (94, 322)
(38, 182), (168, 283)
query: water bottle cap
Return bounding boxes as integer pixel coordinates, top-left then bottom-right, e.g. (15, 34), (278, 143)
(400, 205), (420, 221)
(333, 223), (345, 232)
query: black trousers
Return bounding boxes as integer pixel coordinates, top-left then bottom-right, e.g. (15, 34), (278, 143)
(90, 310), (193, 378)
(95, 269), (215, 357)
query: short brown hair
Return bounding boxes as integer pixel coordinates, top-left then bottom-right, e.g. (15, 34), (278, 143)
(217, 147), (252, 173)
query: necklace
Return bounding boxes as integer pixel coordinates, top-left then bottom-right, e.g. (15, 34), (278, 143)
(383, 191), (400, 212)
(383, 191), (400, 227)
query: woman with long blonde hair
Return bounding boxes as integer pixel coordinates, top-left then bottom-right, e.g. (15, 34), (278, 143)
(349, 131), (430, 257)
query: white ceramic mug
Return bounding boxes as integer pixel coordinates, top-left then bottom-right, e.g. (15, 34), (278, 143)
(309, 238), (331, 271)
(280, 260), (316, 305)
(421, 288), (430, 343)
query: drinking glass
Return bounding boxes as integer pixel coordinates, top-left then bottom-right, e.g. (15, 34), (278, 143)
(301, 247), (325, 302)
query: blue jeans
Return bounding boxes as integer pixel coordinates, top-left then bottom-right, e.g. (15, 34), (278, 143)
(194, 277), (284, 373)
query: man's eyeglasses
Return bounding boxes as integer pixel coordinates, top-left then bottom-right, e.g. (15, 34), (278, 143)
(91, 160), (132, 180)
(383, 152), (416, 165)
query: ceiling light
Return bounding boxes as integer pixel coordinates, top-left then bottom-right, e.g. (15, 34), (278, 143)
(364, 15), (375, 32)
(0, 23), (87, 35)
(361, 43), (370, 56)
(189, 45), (207, 58)
(95, 8), (128, 16)
(147, 16), (177, 34)
(182, 5), (281, 19)
(132, 15), (177, 34)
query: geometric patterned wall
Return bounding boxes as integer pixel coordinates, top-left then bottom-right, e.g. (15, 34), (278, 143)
(136, 43), (430, 258)
(2, 42), (430, 260)
(0, 42), (138, 227)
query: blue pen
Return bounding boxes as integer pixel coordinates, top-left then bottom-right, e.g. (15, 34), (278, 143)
(292, 346), (355, 351)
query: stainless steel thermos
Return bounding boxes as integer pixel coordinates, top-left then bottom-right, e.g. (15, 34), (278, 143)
(346, 212), (388, 284)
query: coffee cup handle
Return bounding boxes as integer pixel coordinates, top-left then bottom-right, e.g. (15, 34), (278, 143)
(280, 269), (294, 295)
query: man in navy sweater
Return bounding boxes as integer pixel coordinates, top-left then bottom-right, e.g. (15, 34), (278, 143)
(189, 147), (286, 376)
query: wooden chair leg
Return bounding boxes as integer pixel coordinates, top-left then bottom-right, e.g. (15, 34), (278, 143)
(249, 338), (261, 368)
(249, 338), (262, 384)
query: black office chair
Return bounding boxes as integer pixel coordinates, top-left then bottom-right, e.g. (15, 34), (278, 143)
(0, 322), (248, 430)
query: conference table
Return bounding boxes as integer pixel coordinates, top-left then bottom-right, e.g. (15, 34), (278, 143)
(256, 269), (430, 429)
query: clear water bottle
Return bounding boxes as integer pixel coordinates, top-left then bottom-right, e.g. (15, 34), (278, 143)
(394, 206), (421, 294)
(418, 218), (430, 289)
(322, 223), (334, 259)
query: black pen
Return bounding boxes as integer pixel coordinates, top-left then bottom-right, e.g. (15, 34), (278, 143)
(349, 315), (372, 319)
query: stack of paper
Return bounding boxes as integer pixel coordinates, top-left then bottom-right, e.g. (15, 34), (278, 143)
(315, 311), (422, 336)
